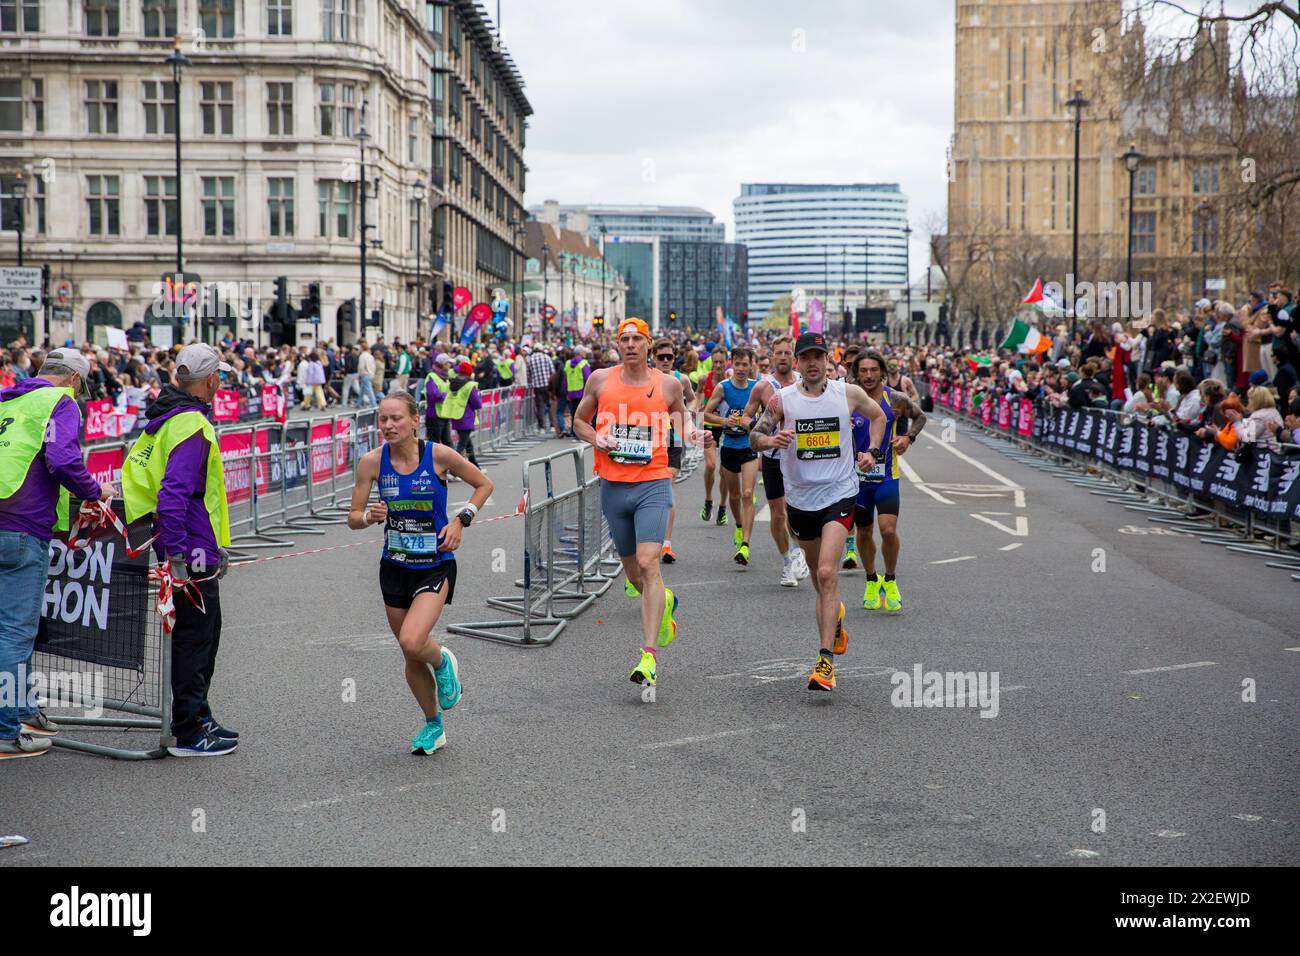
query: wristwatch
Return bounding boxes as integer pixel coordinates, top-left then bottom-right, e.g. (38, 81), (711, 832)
(456, 508), (475, 527)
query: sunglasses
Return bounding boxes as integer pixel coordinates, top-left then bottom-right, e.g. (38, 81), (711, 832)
(655, 353), (675, 361)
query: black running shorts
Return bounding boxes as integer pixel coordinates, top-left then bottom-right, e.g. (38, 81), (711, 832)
(761, 454), (785, 501)
(786, 496), (856, 542)
(379, 560), (457, 610)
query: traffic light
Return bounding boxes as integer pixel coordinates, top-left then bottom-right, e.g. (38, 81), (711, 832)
(741, 309), (749, 328)
(668, 310), (677, 324)
(441, 281), (454, 314)
(300, 282), (321, 321)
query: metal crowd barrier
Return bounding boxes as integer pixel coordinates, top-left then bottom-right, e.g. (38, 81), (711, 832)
(448, 444), (617, 648)
(921, 378), (1300, 575)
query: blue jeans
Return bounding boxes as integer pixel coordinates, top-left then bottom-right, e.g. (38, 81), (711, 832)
(358, 376), (377, 408)
(0, 531), (50, 739)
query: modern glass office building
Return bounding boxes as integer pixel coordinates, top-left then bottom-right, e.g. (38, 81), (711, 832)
(602, 236), (747, 332)
(733, 183), (909, 318)
(529, 202), (725, 242)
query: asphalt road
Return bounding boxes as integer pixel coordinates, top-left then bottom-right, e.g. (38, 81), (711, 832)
(3, 419), (1296, 866)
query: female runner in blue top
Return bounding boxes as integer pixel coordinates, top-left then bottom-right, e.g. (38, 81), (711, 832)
(348, 392), (493, 754)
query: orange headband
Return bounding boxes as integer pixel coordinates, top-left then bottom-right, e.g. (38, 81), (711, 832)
(617, 318), (650, 340)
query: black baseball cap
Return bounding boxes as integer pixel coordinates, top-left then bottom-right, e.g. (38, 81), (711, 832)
(794, 332), (828, 356)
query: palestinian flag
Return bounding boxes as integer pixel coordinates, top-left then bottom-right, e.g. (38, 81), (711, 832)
(966, 355), (993, 374)
(1022, 278), (1045, 307)
(1000, 318), (1052, 354)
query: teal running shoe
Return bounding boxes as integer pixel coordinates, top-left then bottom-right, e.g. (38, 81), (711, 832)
(434, 648), (462, 711)
(411, 714), (446, 754)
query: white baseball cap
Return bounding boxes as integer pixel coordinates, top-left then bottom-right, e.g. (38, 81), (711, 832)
(176, 343), (233, 380)
(42, 348), (92, 396)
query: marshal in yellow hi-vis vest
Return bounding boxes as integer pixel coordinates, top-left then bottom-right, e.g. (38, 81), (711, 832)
(121, 410), (231, 548)
(0, 385), (77, 533)
(425, 369), (449, 409)
(565, 360), (589, 394)
(439, 379), (478, 426)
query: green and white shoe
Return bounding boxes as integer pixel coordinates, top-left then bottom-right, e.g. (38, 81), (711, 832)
(433, 648), (461, 711)
(625, 578), (640, 600)
(863, 574), (883, 610)
(411, 714), (446, 754)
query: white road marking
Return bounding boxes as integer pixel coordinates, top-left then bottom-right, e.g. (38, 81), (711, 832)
(1014, 489), (1026, 509)
(897, 457), (956, 505)
(1000, 543), (1023, 551)
(1124, 661), (1217, 675)
(1153, 830), (1188, 838)
(672, 579), (740, 589)
(970, 513), (1029, 537)
(281, 779), (457, 812)
(931, 555), (978, 565)
(1232, 814), (1263, 822)
(641, 723), (786, 750)
(921, 433), (1022, 489)
(1285, 647), (1300, 652)
(1067, 849), (1101, 859)
(754, 503), (770, 522)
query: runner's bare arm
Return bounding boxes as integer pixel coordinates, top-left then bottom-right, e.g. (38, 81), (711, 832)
(572, 368), (615, 450)
(432, 443), (493, 551)
(846, 384), (886, 471)
(665, 375), (712, 447)
(749, 390), (791, 452)
(743, 379), (772, 423)
(700, 384), (727, 427)
(347, 448), (385, 529)
(889, 392), (928, 454)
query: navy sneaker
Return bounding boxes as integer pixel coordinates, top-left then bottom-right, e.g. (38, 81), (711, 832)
(200, 716), (239, 740)
(167, 732), (238, 758)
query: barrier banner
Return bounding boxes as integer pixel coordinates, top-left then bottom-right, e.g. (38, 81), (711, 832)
(85, 445), (124, 489)
(1133, 423), (1153, 475)
(84, 399), (114, 441)
(1283, 458), (1300, 521)
(334, 418), (351, 477)
(997, 395), (1011, 430)
(1151, 428), (1172, 481)
(1016, 398), (1033, 437)
(213, 389), (241, 422)
(952, 385), (963, 412)
(262, 384), (287, 423)
(254, 427), (281, 496)
(310, 422), (333, 484)
(1115, 423), (1136, 471)
(219, 431), (253, 505)
(284, 423), (309, 490)
(980, 395), (993, 425)
(36, 499), (152, 671)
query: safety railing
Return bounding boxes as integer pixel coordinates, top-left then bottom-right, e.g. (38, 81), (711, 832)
(448, 444), (617, 648)
(921, 378), (1300, 575)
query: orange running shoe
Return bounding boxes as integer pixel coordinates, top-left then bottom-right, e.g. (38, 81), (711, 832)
(832, 601), (848, 655)
(808, 655), (836, 692)
(661, 544), (677, 564)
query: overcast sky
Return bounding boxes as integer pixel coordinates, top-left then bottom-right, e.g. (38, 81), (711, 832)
(502, 0), (955, 265)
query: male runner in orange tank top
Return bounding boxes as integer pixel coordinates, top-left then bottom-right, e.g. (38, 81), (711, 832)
(572, 318), (713, 689)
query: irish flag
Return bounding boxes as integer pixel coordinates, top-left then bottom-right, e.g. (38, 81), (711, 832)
(1000, 318), (1052, 354)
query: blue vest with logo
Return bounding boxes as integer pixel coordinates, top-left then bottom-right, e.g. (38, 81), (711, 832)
(378, 440), (451, 569)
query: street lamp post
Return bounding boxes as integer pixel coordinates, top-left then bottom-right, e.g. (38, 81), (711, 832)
(1197, 200), (1211, 297)
(863, 236), (869, 311)
(357, 101), (380, 341)
(542, 240), (550, 343)
(904, 223), (913, 340)
(11, 174), (24, 266)
(600, 225), (607, 328)
(1065, 81), (1090, 339)
(840, 245), (847, 323)
(414, 179), (426, 340)
(1123, 143), (1142, 289)
(559, 251), (566, 332)
(165, 36), (189, 277)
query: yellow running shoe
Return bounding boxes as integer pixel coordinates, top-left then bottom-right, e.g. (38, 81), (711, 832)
(808, 655), (836, 691)
(733, 543), (750, 566)
(629, 649), (657, 685)
(882, 578), (902, 613)
(657, 588), (679, 648)
(863, 574), (883, 610)
(625, 578), (640, 600)
(733, 526), (744, 549)
(833, 601), (848, 655)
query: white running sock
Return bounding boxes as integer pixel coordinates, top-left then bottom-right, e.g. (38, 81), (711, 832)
(663, 539), (671, 548)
